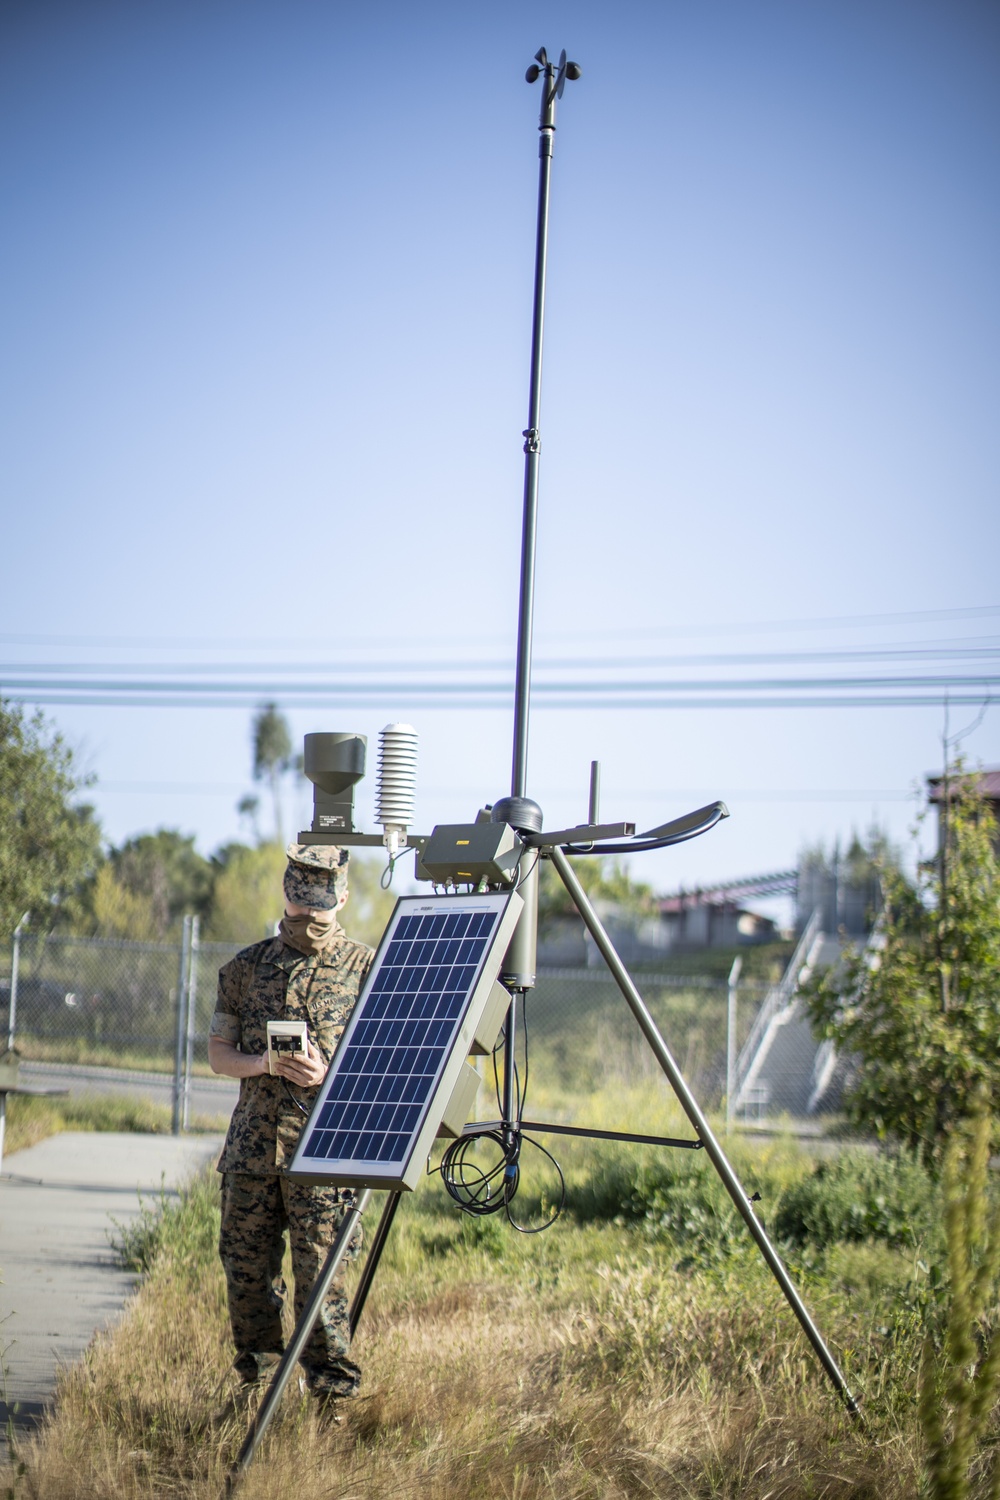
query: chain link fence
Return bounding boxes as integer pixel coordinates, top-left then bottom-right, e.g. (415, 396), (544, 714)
(0, 928), (244, 1069)
(2, 929), (775, 1123)
(513, 968), (770, 1117)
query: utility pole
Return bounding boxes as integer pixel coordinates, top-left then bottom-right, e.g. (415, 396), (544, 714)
(0, 912), (30, 1169)
(172, 915), (192, 1134)
(182, 916), (200, 1130)
(725, 954), (742, 1131)
(939, 700), (950, 1013)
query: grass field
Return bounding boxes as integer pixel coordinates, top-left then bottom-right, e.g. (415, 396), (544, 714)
(5, 1034), (222, 1076)
(6, 1074), (986, 1499)
(1, 1090), (229, 1156)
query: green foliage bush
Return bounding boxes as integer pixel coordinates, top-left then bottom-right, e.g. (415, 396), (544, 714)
(110, 1168), (221, 1280)
(634, 1168), (746, 1264)
(568, 1148), (754, 1263)
(569, 1140), (943, 1262)
(773, 1150), (939, 1251)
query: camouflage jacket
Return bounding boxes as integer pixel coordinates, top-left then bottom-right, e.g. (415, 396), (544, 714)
(210, 928), (373, 1175)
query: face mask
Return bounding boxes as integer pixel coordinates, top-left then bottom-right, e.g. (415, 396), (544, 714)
(279, 908), (339, 955)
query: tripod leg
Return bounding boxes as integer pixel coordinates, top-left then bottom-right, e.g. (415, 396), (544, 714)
(549, 847), (861, 1420)
(224, 1188), (372, 1497)
(349, 1191), (402, 1337)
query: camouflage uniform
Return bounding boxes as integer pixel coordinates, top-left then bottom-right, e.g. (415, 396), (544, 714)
(211, 873), (372, 1396)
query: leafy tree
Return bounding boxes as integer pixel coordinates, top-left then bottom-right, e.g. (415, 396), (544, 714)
(237, 793), (261, 843)
(0, 700), (102, 942)
(537, 855), (656, 923)
(251, 703), (297, 845)
(89, 863), (161, 941)
(206, 841), (286, 942)
(115, 830), (213, 931)
(73, 829), (214, 940)
(805, 768), (1000, 1163)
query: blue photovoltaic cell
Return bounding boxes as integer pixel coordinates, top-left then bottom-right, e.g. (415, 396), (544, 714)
(300, 906), (501, 1168)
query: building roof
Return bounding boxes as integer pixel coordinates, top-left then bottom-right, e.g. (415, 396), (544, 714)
(658, 893), (765, 916)
(656, 869), (797, 909)
(926, 767), (1000, 802)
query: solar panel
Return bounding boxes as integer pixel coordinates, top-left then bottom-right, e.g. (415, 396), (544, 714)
(287, 890), (523, 1191)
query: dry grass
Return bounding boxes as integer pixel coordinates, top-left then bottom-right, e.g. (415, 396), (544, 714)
(6, 1146), (936, 1500)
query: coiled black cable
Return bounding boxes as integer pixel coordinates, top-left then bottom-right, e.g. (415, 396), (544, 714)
(438, 1126), (520, 1216)
(435, 995), (566, 1234)
(438, 1126), (565, 1234)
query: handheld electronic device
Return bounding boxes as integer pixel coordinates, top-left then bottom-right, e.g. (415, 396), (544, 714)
(266, 1020), (308, 1076)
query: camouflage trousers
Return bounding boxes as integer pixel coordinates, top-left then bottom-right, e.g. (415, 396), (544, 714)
(218, 1172), (363, 1397)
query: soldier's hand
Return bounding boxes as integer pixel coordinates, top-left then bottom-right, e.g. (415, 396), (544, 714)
(274, 1031), (327, 1088)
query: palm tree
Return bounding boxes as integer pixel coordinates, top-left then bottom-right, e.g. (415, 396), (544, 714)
(251, 704), (294, 845)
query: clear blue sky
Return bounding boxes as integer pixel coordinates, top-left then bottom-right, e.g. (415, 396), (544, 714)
(2, 0), (997, 909)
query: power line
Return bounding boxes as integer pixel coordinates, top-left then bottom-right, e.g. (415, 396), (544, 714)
(3, 691), (994, 710)
(0, 602), (997, 652)
(576, 603), (1000, 642)
(95, 781), (918, 802)
(1, 644), (998, 676)
(2, 672), (996, 694)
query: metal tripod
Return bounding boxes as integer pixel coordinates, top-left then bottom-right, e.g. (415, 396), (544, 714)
(225, 853), (858, 1493)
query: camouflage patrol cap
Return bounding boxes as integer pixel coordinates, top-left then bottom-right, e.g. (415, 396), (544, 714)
(283, 843), (350, 910)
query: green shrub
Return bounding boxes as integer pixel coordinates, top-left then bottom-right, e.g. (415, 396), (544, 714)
(566, 1147), (753, 1264)
(773, 1150), (940, 1251)
(110, 1167), (221, 1280)
(919, 1111), (1000, 1499)
(567, 1140), (943, 1263)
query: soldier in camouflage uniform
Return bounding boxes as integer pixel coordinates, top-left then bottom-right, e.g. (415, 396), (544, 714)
(208, 844), (373, 1400)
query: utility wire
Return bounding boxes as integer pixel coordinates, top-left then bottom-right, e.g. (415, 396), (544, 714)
(3, 690), (996, 710)
(0, 602), (997, 652)
(2, 644), (999, 675)
(2, 672), (997, 695)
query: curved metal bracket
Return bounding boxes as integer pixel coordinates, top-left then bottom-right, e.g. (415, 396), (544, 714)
(526, 800), (729, 855)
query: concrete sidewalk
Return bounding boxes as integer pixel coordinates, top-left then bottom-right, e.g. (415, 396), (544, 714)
(0, 1131), (224, 1436)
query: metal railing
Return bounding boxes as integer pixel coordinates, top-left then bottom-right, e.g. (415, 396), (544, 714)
(731, 909), (822, 1106)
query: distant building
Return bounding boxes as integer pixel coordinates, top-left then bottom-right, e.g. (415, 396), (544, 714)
(655, 893), (778, 950)
(795, 849), (880, 937)
(536, 884), (781, 965)
(926, 766), (1000, 860)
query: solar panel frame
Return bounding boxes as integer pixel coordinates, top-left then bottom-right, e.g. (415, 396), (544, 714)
(287, 890), (522, 1191)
